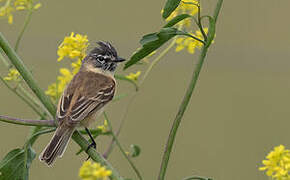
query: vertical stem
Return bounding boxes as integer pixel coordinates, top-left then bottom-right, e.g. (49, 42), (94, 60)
(103, 37), (178, 159)
(0, 33), (123, 179)
(157, 0), (223, 179)
(104, 112), (143, 180)
(15, 9), (33, 52)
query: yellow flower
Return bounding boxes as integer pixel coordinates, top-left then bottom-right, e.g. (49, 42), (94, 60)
(45, 68), (73, 102)
(79, 161), (112, 180)
(0, 0), (14, 24)
(97, 120), (109, 133)
(175, 28), (208, 54)
(163, 0), (199, 27)
(259, 145), (290, 180)
(3, 68), (21, 82)
(71, 58), (82, 74)
(57, 32), (89, 62)
(126, 71), (141, 82)
(0, 0), (41, 24)
(47, 32), (88, 102)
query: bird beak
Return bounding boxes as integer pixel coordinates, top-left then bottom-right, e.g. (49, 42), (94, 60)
(115, 57), (126, 63)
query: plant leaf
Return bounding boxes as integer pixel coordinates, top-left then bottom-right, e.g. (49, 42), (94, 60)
(163, 14), (191, 28)
(140, 33), (159, 45)
(124, 27), (184, 69)
(0, 147), (35, 180)
(162, 0), (181, 19)
(130, 144), (141, 158)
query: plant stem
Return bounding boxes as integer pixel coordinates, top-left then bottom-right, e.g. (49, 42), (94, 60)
(103, 37), (178, 159)
(14, 9), (33, 52)
(0, 33), (56, 118)
(104, 112), (143, 180)
(0, 77), (45, 118)
(0, 115), (55, 127)
(1, 46), (52, 119)
(0, 50), (11, 67)
(157, 0), (223, 179)
(0, 33), (124, 179)
(72, 131), (124, 180)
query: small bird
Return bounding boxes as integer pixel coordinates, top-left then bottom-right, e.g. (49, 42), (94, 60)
(39, 41), (125, 166)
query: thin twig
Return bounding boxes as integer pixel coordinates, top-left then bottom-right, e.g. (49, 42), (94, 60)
(14, 9), (33, 52)
(0, 33), (56, 118)
(104, 112), (143, 180)
(0, 115), (55, 127)
(0, 77), (46, 118)
(157, 0), (223, 179)
(103, 36), (179, 159)
(0, 33), (124, 179)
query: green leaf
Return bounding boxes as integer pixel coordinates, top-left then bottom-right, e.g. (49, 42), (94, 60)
(163, 14), (191, 28)
(0, 147), (35, 180)
(130, 144), (141, 158)
(115, 74), (139, 91)
(124, 27), (183, 69)
(140, 33), (159, 45)
(162, 0), (181, 19)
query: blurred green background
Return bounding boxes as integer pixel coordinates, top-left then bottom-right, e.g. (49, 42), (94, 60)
(1, 0), (290, 179)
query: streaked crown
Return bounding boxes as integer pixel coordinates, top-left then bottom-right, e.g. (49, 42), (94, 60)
(84, 41), (125, 72)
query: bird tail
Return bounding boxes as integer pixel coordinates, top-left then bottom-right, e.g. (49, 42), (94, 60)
(39, 123), (75, 166)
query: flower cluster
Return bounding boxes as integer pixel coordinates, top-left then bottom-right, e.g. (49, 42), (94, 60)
(259, 145), (290, 180)
(97, 119), (109, 133)
(0, 0), (41, 24)
(164, 0), (199, 27)
(175, 28), (208, 54)
(79, 161), (112, 180)
(46, 32), (89, 102)
(126, 71), (141, 82)
(3, 68), (21, 82)
(45, 68), (73, 102)
(57, 32), (89, 62)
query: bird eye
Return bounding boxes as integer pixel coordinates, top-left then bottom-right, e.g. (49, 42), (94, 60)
(97, 56), (105, 62)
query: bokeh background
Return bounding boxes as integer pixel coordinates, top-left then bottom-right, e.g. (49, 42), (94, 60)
(1, 0), (290, 179)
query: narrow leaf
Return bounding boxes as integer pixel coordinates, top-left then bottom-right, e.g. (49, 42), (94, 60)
(124, 27), (183, 69)
(140, 33), (158, 45)
(163, 14), (191, 28)
(162, 0), (181, 19)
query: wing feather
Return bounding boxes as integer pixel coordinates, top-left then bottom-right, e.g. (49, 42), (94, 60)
(56, 71), (115, 125)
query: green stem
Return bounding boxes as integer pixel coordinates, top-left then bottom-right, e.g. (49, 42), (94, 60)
(0, 49), (11, 67)
(0, 33), (123, 179)
(18, 85), (53, 119)
(0, 33), (56, 117)
(0, 78), (46, 118)
(141, 38), (177, 84)
(14, 9), (33, 52)
(157, 0), (223, 179)
(103, 37), (178, 159)
(104, 112), (143, 180)
(72, 131), (123, 180)
(0, 115), (55, 127)
(0, 49), (49, 118)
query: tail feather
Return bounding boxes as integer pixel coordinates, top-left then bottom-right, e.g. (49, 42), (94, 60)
(39, 123), (75, 166)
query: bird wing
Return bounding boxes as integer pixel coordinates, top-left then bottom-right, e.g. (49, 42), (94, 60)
(56, 71), (115, 125)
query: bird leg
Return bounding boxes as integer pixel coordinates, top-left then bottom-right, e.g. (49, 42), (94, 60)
(85, 127), (97, 160)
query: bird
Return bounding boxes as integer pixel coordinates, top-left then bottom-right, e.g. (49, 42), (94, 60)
(39, 41), (125, 166)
